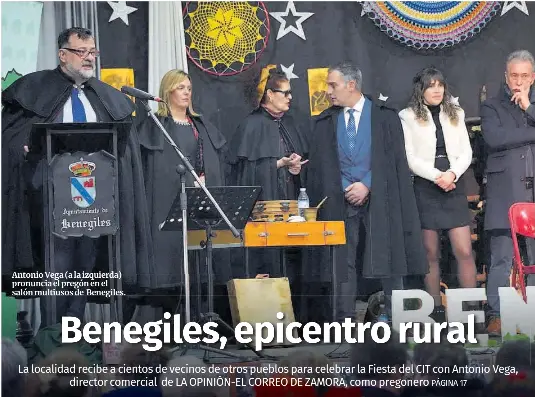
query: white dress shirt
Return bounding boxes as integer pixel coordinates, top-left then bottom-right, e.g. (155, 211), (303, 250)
(63, 84), (97, 123)
(343, 94), (366, 133)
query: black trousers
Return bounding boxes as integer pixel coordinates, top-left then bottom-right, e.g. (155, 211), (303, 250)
(337, 208), (404, 320)
(40, 236), (97, 327)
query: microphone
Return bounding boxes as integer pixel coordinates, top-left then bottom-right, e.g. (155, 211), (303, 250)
(121, 86), (163, 102)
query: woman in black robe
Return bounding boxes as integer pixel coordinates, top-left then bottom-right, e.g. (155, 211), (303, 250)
(228, 68), (308, 280)
(229, 69), (308, 202)
(135, 69), (228, 316)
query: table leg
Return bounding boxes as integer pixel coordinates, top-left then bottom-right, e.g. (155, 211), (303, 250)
(281, 249), (287, 277)
(245, 248), (250, 278)
(331, 245), (337, 322)
(300, 249), (307, 322)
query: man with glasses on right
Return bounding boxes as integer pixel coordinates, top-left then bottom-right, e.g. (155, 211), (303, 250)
(480, 49), (535, 335)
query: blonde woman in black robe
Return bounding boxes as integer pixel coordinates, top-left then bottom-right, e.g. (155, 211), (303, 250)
(135, 70), (228, 316)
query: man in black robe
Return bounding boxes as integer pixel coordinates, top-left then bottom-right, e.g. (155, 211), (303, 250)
(2, 27), (153, 325)
(306, 63), (427, 321)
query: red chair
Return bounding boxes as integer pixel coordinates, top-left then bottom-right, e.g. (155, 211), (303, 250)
(508, 202), (535, 302)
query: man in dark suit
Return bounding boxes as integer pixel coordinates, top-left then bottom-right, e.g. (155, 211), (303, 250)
(306, 63), (427, 321)
(480, 49), (535, 335)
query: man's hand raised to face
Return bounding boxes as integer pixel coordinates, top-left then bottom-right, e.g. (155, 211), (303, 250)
(511, 86), (531, 111)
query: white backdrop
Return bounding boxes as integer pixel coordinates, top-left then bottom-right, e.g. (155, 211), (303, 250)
(147, 1), (188, 110)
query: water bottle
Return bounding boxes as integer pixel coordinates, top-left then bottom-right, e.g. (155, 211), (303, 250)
(377, 303), (389, 323)
(297, 188), (309, 217)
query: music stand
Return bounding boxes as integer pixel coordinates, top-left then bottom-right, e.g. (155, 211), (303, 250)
(138, 98), (240, 325)
(161, 186), (272, 361)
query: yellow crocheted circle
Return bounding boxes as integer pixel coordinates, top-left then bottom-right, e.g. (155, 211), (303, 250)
(185, 2), (270, 75)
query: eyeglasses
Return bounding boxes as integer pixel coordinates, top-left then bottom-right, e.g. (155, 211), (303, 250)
(271, 89), (292, 97)
(62, 48), (100, 59)
(508, 73), (532, 82)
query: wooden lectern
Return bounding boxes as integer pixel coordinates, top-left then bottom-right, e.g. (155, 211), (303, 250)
(29, 122), (130, 325)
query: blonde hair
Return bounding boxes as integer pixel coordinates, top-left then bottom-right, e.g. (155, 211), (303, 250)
(156, 69), (199, 117)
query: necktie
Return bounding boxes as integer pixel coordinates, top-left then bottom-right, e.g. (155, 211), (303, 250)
(346, 108), (357, 152)
(71, 87), (87, 122)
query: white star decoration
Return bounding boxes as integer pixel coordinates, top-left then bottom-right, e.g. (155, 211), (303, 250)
(357, 0), (371, 17)
(501, 1), (529, 16)
(107, 1), (138, 25)
(270, 1), (314, 41)
(281, 64), (298, 80)
(378, 93), (388, 102)
(451, 96), (460, 106)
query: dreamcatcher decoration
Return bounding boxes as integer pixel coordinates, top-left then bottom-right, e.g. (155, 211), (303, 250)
(183, 1), (270, 76)
(361, 1), (502, 51)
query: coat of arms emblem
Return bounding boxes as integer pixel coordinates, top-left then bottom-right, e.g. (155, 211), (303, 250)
(69, 158), (96, 208)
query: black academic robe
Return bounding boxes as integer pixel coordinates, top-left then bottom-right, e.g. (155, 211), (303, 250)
(137, 113), (231, 288)
(305, 98), (427, 282)
(1, 66), (154, 291)
(228, 107), (309, 278)
(228, 107), (308, 200)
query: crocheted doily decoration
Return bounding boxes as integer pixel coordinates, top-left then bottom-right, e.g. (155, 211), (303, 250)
(184, 1), (270, 76)
(362, 1), (501, 50)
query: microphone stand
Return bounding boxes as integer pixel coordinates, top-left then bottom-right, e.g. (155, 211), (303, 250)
(140, 101), (272, 361)
(141, 101), (240, 238)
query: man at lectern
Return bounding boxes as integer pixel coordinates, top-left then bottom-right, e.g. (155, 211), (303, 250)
(2, 27), (153, 325)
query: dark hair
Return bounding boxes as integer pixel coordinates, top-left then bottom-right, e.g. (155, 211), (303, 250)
(57, 27), (93, 49)
(350, 329), (408, 380)
(328, 62), (363, 91)
(488, 373), (535, 397)
(413, 342), (468, 381)
(119, 343), (169, 383)
(260, 68), (289, 105)
(495, 340), (535, 371)
(408, 67), (460, 125)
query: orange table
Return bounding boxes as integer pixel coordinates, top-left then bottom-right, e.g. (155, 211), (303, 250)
(188, 221), (346, 320)
(187, 221), (346, 248)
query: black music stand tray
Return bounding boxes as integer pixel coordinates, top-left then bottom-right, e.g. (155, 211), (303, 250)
(161, 186), (270, 361)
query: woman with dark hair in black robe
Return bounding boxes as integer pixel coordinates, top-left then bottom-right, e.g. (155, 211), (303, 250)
(230, 68), (308, 202)
(228, 68), (309, 280)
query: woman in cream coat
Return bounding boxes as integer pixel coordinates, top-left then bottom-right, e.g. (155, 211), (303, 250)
(399, 67), (477, 319)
